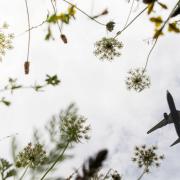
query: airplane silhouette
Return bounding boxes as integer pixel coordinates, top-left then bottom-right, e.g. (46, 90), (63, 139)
(147, 91), (180, 147)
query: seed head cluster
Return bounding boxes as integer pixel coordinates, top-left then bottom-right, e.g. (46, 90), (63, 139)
(94, 37), (123, 61)
(16, 143), (47, 168)
(132, 145), (164, 172)
(60, 103), (90, 143)
(125, 68), (151, 92)
(0, 22), (14, 61)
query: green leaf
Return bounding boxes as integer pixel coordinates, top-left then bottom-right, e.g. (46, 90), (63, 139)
(150, 16), (163, 27)
(47, 14), (59, 23)
(1, 97), (11, 106)
(57, 13), (70, 24)
(147, 3), (154, 15)
(45, 75), (61, 86)
(153, 28), (164, 39)
(157, 2), (168, 9)
(168, 22), (180, 33)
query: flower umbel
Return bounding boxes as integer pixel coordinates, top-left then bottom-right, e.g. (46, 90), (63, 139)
(132, 145), (164, 172)
(94, 37), (123, 61)
(16, 143), (46, 169)
(0, 22), (14, 61)
(60, 103), (90, 144)
(125, 68), (151, 92)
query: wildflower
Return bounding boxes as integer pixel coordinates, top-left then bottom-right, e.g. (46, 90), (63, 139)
(132, 145), (164, 172)
(16, 143), (46, 168)
(125, 68), (151, 92)
(106, 21), (115, 32)
(94, 37), (123, 61)
(60, 103), (90, 143)
(0, 23), (14, 61)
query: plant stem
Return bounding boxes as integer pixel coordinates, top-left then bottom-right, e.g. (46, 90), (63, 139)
(19, 165), (29, 180)
(17, 20), (46, 37)
(40, 142), (70, 180)
(137, 169), (146, 180)
(50, 0), (62, 34)
(102, 168), (112, 180)
(124, 0), (135, 28)
(143, 0), (180, 72)
(62, 0), (105, 26)
(24, 0), (31, 63)
(114, 6), (148, 38)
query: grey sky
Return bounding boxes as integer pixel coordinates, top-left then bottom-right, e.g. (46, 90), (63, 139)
(0, 0), (180, 179)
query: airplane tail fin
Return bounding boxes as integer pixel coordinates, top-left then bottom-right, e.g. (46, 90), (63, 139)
(170, 138), (180, 147)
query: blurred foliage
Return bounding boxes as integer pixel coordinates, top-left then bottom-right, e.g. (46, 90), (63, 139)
(0, 74), (60, 106)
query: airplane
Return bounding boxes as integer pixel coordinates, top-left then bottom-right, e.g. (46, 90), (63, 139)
(147, 90), (180, 147)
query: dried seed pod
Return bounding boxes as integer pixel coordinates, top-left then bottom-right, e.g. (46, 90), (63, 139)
(60, 34), (68, 44)
(24, 61), (30, 74)
(101, 9), (108, 16)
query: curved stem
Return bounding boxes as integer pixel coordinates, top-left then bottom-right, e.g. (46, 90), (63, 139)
(114, 6), (148, 38)
(124, 0), (135, 28)
(40, 142), (70, 180)
(143, 0), (180, 72)
(24, 0), (31, 62)
(62, 0), (106, 26)
(17, 20), (46, 37)
(50, 0), (62, 34)
(19, 165), (29, 180)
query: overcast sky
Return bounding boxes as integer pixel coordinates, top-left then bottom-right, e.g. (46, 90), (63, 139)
(0, 0), (180, 179)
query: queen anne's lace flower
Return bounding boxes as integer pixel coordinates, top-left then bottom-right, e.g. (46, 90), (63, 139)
(0, 22), (14, 61)
(132, 145), (164, 172)
(125, 68), (151, 92)
(60, 103), (90, 143)
(94, 37), (123, 61)
(16, 143), (46, 168)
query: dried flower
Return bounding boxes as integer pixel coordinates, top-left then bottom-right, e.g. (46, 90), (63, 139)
(16, 143), (46, 168)
(60, 103), (90, 143)
(61, 34), (68, 44)
(24, 61), (30, 75)
(132, 145), (164, 172)
(125, 68), (151, 92)
(0, 22), (14, 61)
(101, 9), (109, 16)
(94, 37), (123, 61)
(106, 21), (115, 32)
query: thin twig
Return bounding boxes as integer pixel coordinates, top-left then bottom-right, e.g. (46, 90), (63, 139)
(62, 0), (106, 26)
(143, 0), (180, 72)
(50, 0), (62, 34)
(114, 6), (148, 38)
(24, 0), (31, 62)
(40, 142), (70, 180)
(17, 20), (46, 37)
(19, 165), (29, 180)
(102, 168), (112, 180)
(137, 168), (147, 180)
(124, 0), (135, 28)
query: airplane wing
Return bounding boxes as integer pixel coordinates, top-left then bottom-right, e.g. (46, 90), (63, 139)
(147, 113), (173, 134)
(170, 137), (180, 147)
